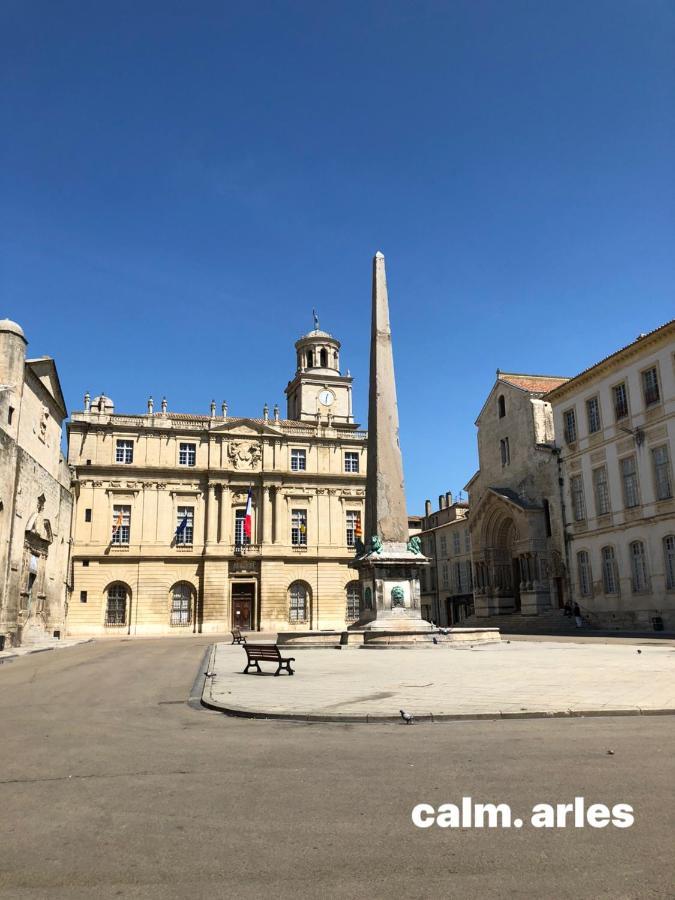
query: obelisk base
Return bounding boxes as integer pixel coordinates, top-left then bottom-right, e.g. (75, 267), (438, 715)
(350, 543), (433, 631)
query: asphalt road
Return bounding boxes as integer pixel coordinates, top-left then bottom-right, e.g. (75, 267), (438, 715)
(0, 638), (673, 899)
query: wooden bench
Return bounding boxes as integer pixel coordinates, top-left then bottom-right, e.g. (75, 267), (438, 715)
(243, 643), (295, 676)
(231, 628), (247, 645)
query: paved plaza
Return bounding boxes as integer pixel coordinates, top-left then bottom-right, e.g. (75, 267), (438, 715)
(205, 639), (675, 721)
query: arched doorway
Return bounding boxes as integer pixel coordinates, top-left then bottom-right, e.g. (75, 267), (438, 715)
(497, 518), (520, 611)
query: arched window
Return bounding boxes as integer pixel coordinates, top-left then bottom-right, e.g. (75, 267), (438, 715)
(305, 351), (313, 369)
(105, 583), (129, 626)
(498, 395), (506, 418)
(630, 541), (648, 592)
(170, 582), (194, 627)
(601, 547), (617, 594)
(320, 348), (328, 368)
(663, 536), (675, 590)
(289, 581), (310, 623)
(576, 550), (592, 596)
(346, 581), (361, 621)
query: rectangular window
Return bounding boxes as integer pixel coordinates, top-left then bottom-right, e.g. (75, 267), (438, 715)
(612, 383), (629, 420)
(500, 437), (510, 466)
(543, 498), (552, 536)
(290, 448), (306, 471)
(570, 475), (586, 522)
(664, 536), (675, 590)
(442, 562), (449, 589)
(652, 446), (673, 501)
(115, 439), (134, 464)
(642, 366), (660, 406)
(111, 505), (131, 545)
(577, 551), (592, 596)
(453, 531), (460, 554)
(464, 530), (471, 553)
(345, 510), (361, 548)
(179, 443), (196, 466)
(592, 466), (611, 516)
(630, 542), (648, 592)
(291, 509), (307, 546)
(344, 452), (359, 473)
(234, 510), (250, 546)
(586, 397), (601, 434)
(176, 506), (194, 545)
(80, 590), (88, 603)
(563, 409), (577, 444)
(440, 535), (447, 556)
(621, 456), (640, 508)
(602, 547), (617, 594)
(84, 508), (92, 522)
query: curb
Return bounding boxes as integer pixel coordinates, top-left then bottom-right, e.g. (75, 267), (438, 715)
(200, 692), (675, 724)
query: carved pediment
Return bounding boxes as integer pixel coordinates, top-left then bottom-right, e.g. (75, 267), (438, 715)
(210, 417), (282, 437)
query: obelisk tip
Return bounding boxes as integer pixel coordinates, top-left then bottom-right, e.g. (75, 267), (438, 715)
(374, 250), (385, 259)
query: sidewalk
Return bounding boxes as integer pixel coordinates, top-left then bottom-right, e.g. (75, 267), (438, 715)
(0, 638), (92, 662)
(203, 640), (675, 722)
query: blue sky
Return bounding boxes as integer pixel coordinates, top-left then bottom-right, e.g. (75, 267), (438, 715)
(1, 1), (673, 512)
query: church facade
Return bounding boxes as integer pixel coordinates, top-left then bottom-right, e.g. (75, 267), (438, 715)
(67, 327), (367, 637)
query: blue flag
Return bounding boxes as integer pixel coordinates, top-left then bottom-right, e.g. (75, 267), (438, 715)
(175, 514), (188, 537)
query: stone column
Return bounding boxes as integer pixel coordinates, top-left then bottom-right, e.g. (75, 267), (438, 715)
(263, 486), (273, 545)
(206, 485), (217, 546)
(219, 486), (231, 546)
(273, 486), (284, 544)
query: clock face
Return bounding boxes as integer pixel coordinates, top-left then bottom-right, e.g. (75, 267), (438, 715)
(319, 389), (335, 407)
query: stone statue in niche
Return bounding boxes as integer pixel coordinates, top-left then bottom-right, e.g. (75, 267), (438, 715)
(391, 585), (405, 607)
(227, 441), (262, 469)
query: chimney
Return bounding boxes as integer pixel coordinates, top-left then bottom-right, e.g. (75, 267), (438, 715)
(424, 499), (432, 517)
(446, 491), (453, 508)
(438, 495), (446, 510)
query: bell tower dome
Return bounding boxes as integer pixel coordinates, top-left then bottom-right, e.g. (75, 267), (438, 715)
(285, 321), (355, 424)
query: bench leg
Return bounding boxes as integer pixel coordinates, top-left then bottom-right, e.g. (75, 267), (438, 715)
(243, 661), (262, 674)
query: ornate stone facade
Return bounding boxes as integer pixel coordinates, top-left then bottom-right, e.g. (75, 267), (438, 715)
(67, 327), (367, 637)
(0, 320), (73, 648)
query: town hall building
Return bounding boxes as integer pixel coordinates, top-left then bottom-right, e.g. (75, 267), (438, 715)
(66, 326), (367, 637)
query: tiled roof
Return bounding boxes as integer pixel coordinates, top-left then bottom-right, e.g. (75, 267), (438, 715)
(498, 373), (569, 395)
(545, 319), (675, 400)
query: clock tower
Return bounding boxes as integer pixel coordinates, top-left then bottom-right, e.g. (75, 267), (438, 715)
(285, 325), (355, 424)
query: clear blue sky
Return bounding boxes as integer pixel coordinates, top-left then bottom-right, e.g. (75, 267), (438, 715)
(2, 1), (673, 512)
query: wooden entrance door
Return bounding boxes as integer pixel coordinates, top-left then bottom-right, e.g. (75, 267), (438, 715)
(231, 583), (254, 630)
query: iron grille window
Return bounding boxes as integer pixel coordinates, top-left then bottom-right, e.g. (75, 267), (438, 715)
(453, 531), (460, 554)
(586, 397), (601, 434)
(577, 551), (592, 596)
(179, 443), (196, 466)
(289, 582), (308, 622)
(464, 530), (471, 553)
(170, 582), (192, 626)
(345, 452), (359, 473)
(176, 506), (194, 545)
(601, 547), (618, 594)
(111, 505), (131, 545)
(652, 446), (672, 501)
(664, 536), (675, 590)
(442, 562), (449, 588)
(234, 510), (250, 546)
(106, 584), (127, 625)
(563, 409), (577, 444)
(345, 510), (360, 548)
(115, 440), (134, 464)
(630, 541), (648, 592)
(290, 449), (306, 471)
(440, 535), (447, 556)
(346, 582), (360, 621)
(642, 367), (660, 406)
(291, 509), (307, 546)
(621, 456), (640, 508)
(570, 475), (586, 521)
(593, 466), (611, 516)
(612, 383), (628, 420)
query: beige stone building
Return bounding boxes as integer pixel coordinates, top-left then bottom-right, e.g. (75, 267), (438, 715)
(418, 494), (472, 625)
(546, 320), (675, 630)
(67, 327), (367, 637)
(0, 319), (73, 648)
(465, 371), (569, 617)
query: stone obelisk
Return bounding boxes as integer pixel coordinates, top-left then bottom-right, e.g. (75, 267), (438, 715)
(350, 252), (431, 631)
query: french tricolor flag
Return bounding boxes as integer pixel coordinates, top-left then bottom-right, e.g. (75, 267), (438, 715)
(243, 487), (253, 540)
